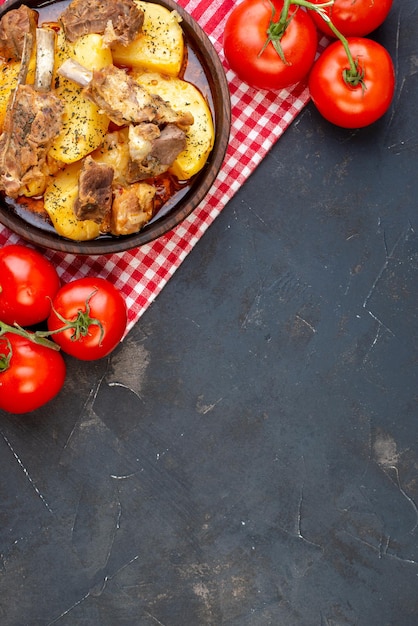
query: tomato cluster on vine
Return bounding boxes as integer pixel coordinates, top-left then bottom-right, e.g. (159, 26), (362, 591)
(0, 244), (127, 414)
(223, 0), (395, 128)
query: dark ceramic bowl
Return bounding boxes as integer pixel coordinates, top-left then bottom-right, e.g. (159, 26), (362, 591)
(0, 0), (231, 254)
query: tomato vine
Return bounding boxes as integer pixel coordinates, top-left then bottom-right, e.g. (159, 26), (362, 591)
(274, 0), (366, 90)
(0, 320), (60, 352)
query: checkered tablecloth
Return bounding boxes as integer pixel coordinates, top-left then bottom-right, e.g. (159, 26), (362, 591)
(0, 0), (311, 335)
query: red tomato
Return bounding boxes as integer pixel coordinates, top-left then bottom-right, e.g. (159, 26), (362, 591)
(0, 244), (60, 327)
(308, 37), (395, 128)
(0, 333), (66, 414)
(223, 0), (318, 91)
(309, 0), (393, 38)
(47, 277), (127, 361)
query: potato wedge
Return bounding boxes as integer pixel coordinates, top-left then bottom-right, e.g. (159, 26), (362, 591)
(49, 31), (112, 164)
(0, 61), (19, 132)
(111, 1), (184, 76)
(44, 161), (101, 241)
(0, 56), (36, 133)
(134, 71), (214, 179)
(90, 128), (130, 185)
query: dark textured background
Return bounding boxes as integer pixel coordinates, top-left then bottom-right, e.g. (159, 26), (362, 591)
(1, 1), (418, 623)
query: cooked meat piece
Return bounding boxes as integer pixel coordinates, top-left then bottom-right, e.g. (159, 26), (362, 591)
(85, 65), (195, 127)
(150, 123), (187, 165)
(0, 85), (64, 198)
(0, 29), (63, 198)
(128, 123), (160, 163)
(110, 182), (155, 235)
(127, 122), (187, 181)
(58, 60), (194, 128)
(74, 155), (114, 222)
(60, 0), (144, 45)
(84, 65), (157, 125)
(151, 93), (194, 128)
(102, 10), (143, 48)
(0, 5), (38, 61)
(59, 61), (155, 124)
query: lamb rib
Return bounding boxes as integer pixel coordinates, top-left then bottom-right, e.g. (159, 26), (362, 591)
(0, 29), (64, 199)
(58, 59), (194, 127)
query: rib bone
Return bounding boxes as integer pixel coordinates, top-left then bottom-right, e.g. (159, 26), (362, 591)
(35, 28), (56, 91)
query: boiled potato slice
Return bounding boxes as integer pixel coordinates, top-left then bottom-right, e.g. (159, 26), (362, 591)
(0, 56), (36, 132)
(0, 61), (20, 132)
(20, 157), (64, 198)
(90, 128), (130, 185)
(44, 161), (101, 241)
(134, 71), (214, 179)
(49, 31), (112, 164)
(111, 1), (184, 76)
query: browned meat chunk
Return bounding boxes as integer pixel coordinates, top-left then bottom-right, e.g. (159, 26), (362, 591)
(85, 65), (194, 127)
(110, 182), (155, 235)
(150, 124), (187, 166)
(0, 85), (64, 198)
(60, 0), (144, 45)
(0, 5), (39, 61)
(128, 123), (160, 163)
(74, 156), (114, 223)
(144, 93), (194, 128)
(127, 122), (186, 181)
(58, 60), (194, 128)
(84, 65), (158, 125)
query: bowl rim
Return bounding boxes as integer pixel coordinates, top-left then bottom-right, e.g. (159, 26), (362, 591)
(0, 0), (231, 255)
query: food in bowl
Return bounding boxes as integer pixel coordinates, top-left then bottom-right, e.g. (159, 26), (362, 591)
(0, 0), (215, 241)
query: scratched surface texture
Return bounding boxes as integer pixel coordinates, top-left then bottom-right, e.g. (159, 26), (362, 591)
(1, 0), (418, 624)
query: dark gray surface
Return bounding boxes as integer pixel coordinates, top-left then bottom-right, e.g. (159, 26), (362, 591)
(1, 1), (418, 623)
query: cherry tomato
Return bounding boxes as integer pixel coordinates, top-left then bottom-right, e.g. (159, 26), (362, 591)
(0, 244), (60, 327)
(223, 0), (318, 91)
(0, 333), (66, 414)
(309, 0), (393, 38)
(47, 277), (127, 361)
(308, 37), (395, 128)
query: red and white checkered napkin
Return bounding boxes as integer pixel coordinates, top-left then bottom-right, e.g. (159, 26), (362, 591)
(0, 0), (310, 334)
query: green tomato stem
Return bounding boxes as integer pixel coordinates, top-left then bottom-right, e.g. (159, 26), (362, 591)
(261, 0), (357, 81)
(279, 0), (292, 27)
(0, 336), (12, 372)
(0, 321), (60, 351)
(36, 290), (104, 345)
(0, 289), (107, 370)
(290, 0), (364, 87)
(259, 1), (289, 61)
